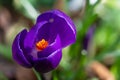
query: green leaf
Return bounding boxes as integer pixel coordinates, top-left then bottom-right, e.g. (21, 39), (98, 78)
(0, 44), (12, 60)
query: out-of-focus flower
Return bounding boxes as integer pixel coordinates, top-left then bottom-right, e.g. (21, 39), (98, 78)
(69, 0), (85, 12)
(12, 10), (76, 73)
(83, 25), (95, 50)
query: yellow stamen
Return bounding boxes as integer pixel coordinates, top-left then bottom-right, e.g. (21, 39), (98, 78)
(36, 39), (48, 51)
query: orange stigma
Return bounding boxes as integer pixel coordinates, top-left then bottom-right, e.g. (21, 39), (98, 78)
(36, 39), (48, 51)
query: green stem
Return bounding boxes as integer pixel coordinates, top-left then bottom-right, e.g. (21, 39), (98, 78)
(33, 69), (42, 80)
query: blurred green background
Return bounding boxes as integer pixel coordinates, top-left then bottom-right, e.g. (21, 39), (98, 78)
(0, 0), (120, 80)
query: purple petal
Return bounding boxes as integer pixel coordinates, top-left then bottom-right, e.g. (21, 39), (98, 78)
(35, 23), (51, 42)
(37, 35), (61, 58)
(33, 49), (62, 73)
(36, 10), (76, 48)
(12, 29), (32, 68)
(24, 21), (47, 50)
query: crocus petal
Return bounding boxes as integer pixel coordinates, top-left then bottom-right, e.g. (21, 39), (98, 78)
(35, 22), (51, 42)
(12, 29), (32, 68)
(37, 35), (61, 58)
(24, 21), (47, 50)
(34, 49), (62, 73)
(36, 10), (76, 48)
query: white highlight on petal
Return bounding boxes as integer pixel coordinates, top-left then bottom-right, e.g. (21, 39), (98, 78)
(49, 18), (54, 23)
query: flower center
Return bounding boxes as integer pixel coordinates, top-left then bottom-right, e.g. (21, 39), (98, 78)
(36, 39), (48, 51)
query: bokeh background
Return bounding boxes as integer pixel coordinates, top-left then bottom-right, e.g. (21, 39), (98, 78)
(0, 0), (120, 80)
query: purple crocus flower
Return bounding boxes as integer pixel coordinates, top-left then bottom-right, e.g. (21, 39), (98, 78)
(12, 10), (76, 73)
